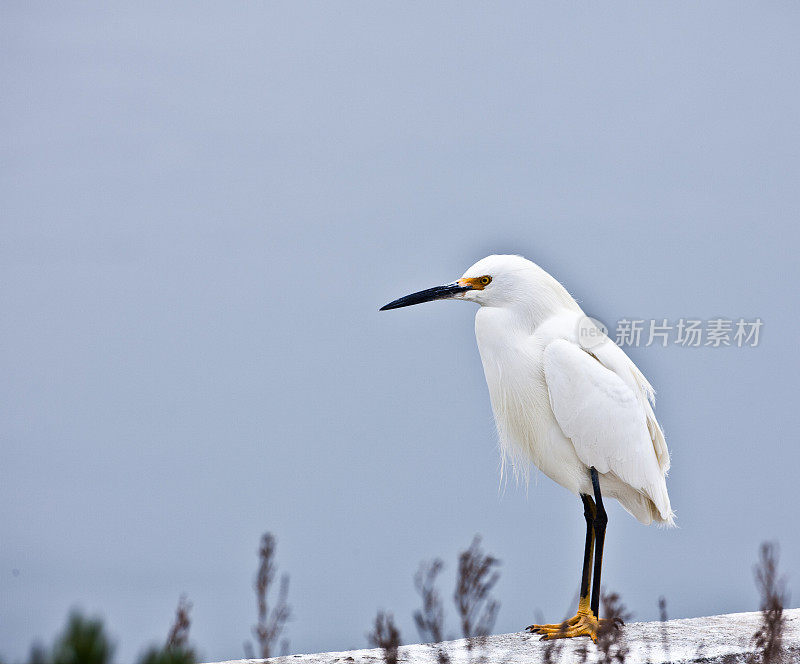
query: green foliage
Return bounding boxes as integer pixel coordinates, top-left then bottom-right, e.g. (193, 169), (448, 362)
(38, 612), (115, 664)
(19, 606), (195, 664)
(27, 643), (50, 664)
(136, 645), (195, 664)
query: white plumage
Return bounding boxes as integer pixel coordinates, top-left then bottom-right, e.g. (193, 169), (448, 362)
(465, 254), (674, 526)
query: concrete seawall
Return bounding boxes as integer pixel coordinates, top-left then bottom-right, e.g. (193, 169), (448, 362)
(210, 607), (800, 664)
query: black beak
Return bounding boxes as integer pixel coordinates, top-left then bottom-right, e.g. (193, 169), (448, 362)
(380, 282), (470, 311)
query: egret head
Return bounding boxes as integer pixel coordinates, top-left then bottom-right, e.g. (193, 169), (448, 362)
(380, 254), (541, 311)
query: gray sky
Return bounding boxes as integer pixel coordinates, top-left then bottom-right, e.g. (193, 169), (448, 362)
(2, 2), (799, 661)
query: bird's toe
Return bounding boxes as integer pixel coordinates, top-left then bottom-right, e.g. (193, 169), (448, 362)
(525, 610), (603, 642)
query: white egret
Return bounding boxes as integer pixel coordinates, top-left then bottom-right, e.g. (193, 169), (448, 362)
(380, 254), (674, 642)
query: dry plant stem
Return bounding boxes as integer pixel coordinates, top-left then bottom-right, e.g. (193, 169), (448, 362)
(166, 596), (192, 649)
(454, 536), (501, 646)
(367, 611), (401, 664)
(658, 596), (670, 662)
(249, 533), (291, 659)
(414, 559), (446, 644)
(750, 542), (788, 664)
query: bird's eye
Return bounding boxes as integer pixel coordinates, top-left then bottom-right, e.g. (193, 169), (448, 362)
(480, 276), (491, 286)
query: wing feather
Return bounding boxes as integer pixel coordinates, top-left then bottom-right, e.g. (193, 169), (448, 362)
(543, 339), (673, 524)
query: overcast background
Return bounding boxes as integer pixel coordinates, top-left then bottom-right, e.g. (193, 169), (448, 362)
(3, 3), (800, 662)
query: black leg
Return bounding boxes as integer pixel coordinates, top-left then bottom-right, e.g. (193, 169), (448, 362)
(590, 467), (607, 618)
(578, 494), (596, 608)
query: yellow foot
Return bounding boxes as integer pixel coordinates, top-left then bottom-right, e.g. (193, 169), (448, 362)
(526, 608), (621, 643)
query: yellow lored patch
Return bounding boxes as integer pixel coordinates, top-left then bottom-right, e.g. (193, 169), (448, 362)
(458, 275), (492, 290)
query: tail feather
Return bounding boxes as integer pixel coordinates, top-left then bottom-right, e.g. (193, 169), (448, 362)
(618, 481), (676, 527)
